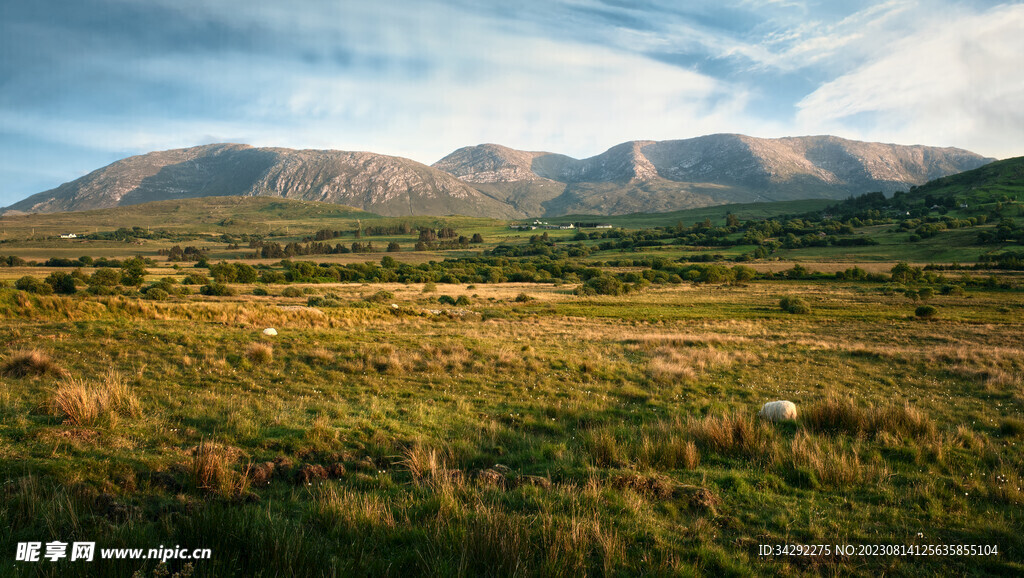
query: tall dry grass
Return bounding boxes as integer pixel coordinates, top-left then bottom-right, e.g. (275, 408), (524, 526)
(51, 370), (139, 427)
(3, 349), (64, 378)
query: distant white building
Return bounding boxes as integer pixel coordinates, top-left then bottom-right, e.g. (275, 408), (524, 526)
(59, 233), (77, 239)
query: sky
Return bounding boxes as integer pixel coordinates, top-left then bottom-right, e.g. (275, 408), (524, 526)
(1, 0), (1023, 206)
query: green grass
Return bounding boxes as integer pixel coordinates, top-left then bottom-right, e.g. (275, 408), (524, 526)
(558, 198), (835, 228)
(0, 279), (1022, 576)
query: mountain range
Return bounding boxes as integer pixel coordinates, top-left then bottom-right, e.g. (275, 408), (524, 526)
(4, 135), (995, 218)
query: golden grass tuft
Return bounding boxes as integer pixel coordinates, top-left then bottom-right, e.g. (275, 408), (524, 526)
(190, 439), (250, 497)
(802, 395), (935, 438)
(685, 412), (777, 461)
(789, 431), (862, 487)
(244, 342), (273, 365)
(51, 370), (139, 427)
(3, 349), (64, 378)
(313, 484), (396, 531)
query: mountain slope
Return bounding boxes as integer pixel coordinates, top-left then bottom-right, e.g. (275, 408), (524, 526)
(433, 134), (994, 216)
(906, 155), (1024, 204)
(6, 144), (523, 219)
(6, 135), (996, 219)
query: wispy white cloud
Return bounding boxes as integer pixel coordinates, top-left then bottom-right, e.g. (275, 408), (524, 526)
(796, 3), (1024, 158)
(0, 0), (1021, 204)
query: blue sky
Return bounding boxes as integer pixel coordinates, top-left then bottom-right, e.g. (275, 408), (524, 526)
(2, 0), (1022, 206)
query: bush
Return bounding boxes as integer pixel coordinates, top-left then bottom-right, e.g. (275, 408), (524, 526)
(939, 284), (965, 296)
(45, 271), (78, 294)
(182, 273), (209, 285)
(144, 288), (169, 301)
(364, 290), (394, 303)
(252, 287), (269, 296)
(576, 275), (625, 296)
(917, 287), (934, 300)
(307, 296), (341, 307)
(15, 276), (53, 295)
(915, 305), (937, 319)
(281, 286), (303, 298)
(437, 295), (457, 305)
(514, 293), (533, 303)
(200, 283), (235, 296)
(779, 296), (811, 314)
(455, 295), (471, 306)
(422, 282), (437, 293)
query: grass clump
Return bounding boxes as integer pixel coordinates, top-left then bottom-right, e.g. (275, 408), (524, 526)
(190, 439), (250, 498)
(51, 370), (139, 427)
(779, 296), (811, 314)
(915, 305), (938, 318)
(3, 349), (63, 378)
(244, 343), (273, 365)
(802, 395), (935, 438)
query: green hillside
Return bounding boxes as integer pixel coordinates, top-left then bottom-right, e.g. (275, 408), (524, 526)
(909, 156), (1024, 205)
(557, 199), (834, 228)
(0, 196), (379, 237)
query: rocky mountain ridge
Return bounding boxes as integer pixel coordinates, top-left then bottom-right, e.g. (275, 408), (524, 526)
(5, 135), (994, 218)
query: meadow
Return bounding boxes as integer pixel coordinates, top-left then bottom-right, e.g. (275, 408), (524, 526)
(1, 194), (1023, 576)
(1, 276), (1022, 576)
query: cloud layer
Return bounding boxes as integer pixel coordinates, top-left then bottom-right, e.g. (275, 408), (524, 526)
(0, 0), (1020, 205)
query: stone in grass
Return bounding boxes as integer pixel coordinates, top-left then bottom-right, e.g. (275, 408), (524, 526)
(759, 400), (798, 422)
(262, 328), (278, 336)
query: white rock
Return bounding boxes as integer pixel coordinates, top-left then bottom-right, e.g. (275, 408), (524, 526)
(262, 328), (278, 336)
(759, 400), (797, 422)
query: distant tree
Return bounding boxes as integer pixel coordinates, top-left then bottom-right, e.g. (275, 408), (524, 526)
(45, 272), (78, 294)
(121, 257), (148, 286)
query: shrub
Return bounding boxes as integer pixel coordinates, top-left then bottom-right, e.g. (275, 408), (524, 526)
(422, 282), (437, 293)
(940, 284), (965, 296)
(259, 270), (287, 284)
(917, 287), (934, 300)
(252, 287), (269, 296)
(182, 273), (209, 285)
(915, 305), (937, 319)
(3, 349), (63, 378)
(14, 276), (52, 295)
(437, 295), (457, 305)
(200, 283), (235, 296)
(308, 296), (341, 307)
(45, 272), (78, 294)
(281, 286), (303, 298)
(364, 290), (394, 303)
(144, 288), (169, 301)
(514, 293), (533, 303)
(454, 295), (471, 306)
(779, 296), (811, 314)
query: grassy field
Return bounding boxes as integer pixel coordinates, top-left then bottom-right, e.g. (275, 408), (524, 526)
(2, 193), (1023, 576)
(1, 278), (1022, 576)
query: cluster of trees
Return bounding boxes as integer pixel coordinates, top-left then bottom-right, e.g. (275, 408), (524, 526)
(12, 257), (149, 295)
(83, 227), (197, 242)
(158, 245), (207, 262)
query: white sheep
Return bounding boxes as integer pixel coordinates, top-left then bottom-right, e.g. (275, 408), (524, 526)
(262, 328), (278, 336)
(759, 400), (797, 422)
